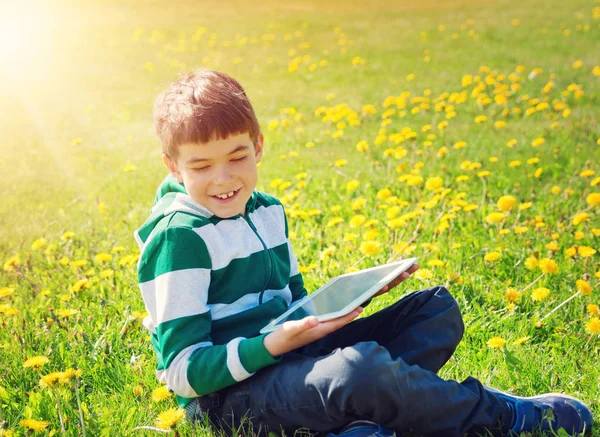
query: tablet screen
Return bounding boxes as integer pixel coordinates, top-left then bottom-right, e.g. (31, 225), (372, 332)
(261, 258), (416, 332)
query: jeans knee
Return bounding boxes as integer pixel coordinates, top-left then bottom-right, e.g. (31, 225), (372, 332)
(335, 342), (395, 393)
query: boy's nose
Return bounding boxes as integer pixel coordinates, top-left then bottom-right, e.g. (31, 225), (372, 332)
(214, 166), (234, 184)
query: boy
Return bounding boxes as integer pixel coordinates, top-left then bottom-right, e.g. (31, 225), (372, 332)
(135, 68), (593, 437)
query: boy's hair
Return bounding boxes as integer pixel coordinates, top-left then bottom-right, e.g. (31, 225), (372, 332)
(154, 68), (260, 158)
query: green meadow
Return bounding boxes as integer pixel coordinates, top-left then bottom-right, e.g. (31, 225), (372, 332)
(0, 0), (599, 435)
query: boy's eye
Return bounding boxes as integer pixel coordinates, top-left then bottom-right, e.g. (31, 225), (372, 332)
(194, 166), (210, 172)
(232, 156), (247, 163)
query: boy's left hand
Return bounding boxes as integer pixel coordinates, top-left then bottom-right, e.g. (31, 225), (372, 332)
(373, 263), (420, 297)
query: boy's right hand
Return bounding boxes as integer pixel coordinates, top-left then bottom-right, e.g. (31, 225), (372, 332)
(263, 307), (363, 358)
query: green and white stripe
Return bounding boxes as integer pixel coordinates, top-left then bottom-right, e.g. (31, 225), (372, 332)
(135, 181), (306, 406)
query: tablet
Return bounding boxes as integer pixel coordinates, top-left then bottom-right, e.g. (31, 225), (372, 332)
(260, 257), (418, 334)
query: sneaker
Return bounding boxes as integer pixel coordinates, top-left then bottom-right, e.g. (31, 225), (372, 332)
(326, 420), (396, 437)
(486, 386), (593, 436)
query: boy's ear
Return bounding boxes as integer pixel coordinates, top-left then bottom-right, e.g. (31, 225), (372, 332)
(162, 153), (183, 183)
(254, 133), (264, 163)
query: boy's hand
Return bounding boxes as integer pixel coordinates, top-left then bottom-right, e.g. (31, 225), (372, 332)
(263, 307), (363, 358)
(373, 263), (420, 297)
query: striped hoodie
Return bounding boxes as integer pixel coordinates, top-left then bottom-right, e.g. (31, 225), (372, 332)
(135, 175), (307, 407)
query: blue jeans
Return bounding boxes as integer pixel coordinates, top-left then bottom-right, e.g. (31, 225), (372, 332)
(185, 286), (507, 437)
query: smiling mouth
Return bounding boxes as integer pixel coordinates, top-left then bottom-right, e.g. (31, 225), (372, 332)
(212, 188), (240, 200)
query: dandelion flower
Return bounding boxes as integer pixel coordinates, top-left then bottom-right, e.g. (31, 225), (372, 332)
(360, 241), (381, 256)
(326, 217), (344, 228)
(425, 177), (443, 191)
(505, 288), (522, 303)
(485, 212), (505, 224)
(414, 269), (433, 280)
(72, 279), (90, 293)
(497, 195), (517, 211)
(23, 356), (50, 369)
(155, 408), (186, 430)
(531, 287), (550, 302)
(576, 280), (592, 296)
(578, 246), (596, 257)
(3, 254), (20, 271)
(0, 287), (14, 298)
(61, 231), (76, 240)
(346, 180), (360, 192)
(60, 368), (82, 384)
(587, 304), (599, 316)
(152, 385), (173, 402)
(531, 137), (545, 147)
(94, 253), (113, 263)
(514, 336), (530, 345)
(572, 212), (590, 226)
(377, 188), (393, 201)
(39, 372), (64, 388)
(19, 419), (49, 432)
(31, 238), (48, 251)
(586, 193), (600, 207)
(484, 252), (501, 262)
(487, 337), (507, 349)
(585, 317), (600, 335)
(539, 259), (558, 274)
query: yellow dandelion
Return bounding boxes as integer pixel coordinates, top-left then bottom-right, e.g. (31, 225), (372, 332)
(72, 279), (90, 293)
(485, 212), (505, 224)
(0, 287), (14, 298)
(59, 368), (83, 384)
(572, 212), (590, 226)
(578, 246), (596, 257)
(3, 254), (20, 271)
(484, 252), (501, 262)
(427, 259), (445, 267)
(505, 288), (522, 303)
(586, 304), (599, 316)
(586, 193), (600, 207)
(539, 259), (558, 274)
(531, 137), (545, 147)
(487, 337), (507, 349)
(56, 308), (79, 318)
(514, 336), (530, 345)
(326, 217), (344, 228)
(360, 241), (382, 256)
(425, 177), (444, 191)
(320, 246), (337, 261)
(19, 419), (49, 432)
(585, 317), (600, 335)
(60, 231), (76, 240)
(531, 287), (550, 302)
(414, 269), (433, 281)
(39, 372), (64, 388)
(152, 385), (173, 402)
(31, 238), (48, 251)
(576, 280), (592, 296)
(346, 180), (360, 192)
(23, 356), (50, 369)
(155, 408), (186, 430)
(377, 188), (393, 201)
(497, 195), (517, 212)
(94, 253), (113, 263)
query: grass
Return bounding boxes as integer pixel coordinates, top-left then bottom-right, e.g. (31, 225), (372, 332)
(0, 0), (598, 435)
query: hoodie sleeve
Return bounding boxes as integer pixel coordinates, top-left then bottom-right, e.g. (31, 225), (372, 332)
(137, 227), (279, 398)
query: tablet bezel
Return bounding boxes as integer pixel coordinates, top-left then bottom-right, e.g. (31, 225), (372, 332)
(259, 257), (418, 334)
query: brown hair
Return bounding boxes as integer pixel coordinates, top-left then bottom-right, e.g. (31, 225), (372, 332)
(154, 68), (260, 158)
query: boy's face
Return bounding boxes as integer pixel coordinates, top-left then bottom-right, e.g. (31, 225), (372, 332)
(163, 132), (263, 218)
